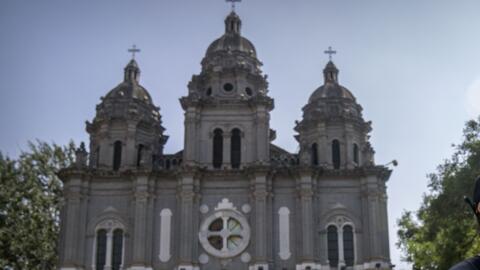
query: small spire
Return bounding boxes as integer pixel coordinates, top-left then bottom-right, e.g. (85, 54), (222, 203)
(225, 11), (242, 35)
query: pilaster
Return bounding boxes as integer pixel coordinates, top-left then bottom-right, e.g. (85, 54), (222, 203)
(132, 175), (150, 267)
(62, 177), (83, 267)
(177, 167), (199, 267)
(184, 106), (198, 164)
(296, 168), (314, 262)
(250, 167), (270, 266)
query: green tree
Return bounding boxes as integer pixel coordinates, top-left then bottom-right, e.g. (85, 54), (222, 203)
(397, 118), (480, 270)
(0, 141), (76, 270)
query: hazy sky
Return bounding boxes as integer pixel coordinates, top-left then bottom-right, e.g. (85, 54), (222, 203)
(1, 1), (480, 269)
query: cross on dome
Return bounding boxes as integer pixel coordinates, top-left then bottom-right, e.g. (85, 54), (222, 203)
(226, 0), (241, 11)
(128, 44), (140, 59)
(324, 46), (337, 61)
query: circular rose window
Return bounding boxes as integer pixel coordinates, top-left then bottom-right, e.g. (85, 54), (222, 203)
(199, 210), (250, 258)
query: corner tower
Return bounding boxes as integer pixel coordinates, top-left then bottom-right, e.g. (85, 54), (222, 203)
(86, 58), (168, 171)
(180, 11), (274, 169)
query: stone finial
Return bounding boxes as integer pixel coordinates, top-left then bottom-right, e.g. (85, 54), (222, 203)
(75, 142), (88, 168)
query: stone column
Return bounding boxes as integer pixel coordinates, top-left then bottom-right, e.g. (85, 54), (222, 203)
(361, 176), (380, 259)
(379, 182), (390, 259)
(345, 124), (354, 169)
(183, 107), (197, 164)
(297, 169), (314, 262)
(251, 168), (269, 267)
(62, 177), (82, 267)
(223, 132), (231, 168)
(131, 176), (149, 267)
(126, 121), (137, 168)
(317, 123), (329, 167)
(338, 227), (345, 267)
(256, 107), (269, 163)
(178, 169), (197, 269)
(105, 231), (113, 270)
(78, 181), (89, 264)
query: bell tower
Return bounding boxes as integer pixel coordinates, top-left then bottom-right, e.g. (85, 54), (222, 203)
(180, 11), (274, 169)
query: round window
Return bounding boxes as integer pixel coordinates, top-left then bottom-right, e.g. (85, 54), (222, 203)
(223, 83), (234, 92)
(198, 210), (250, 258)
(245, 87), (253, 96)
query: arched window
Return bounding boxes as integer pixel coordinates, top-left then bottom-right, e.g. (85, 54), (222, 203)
(332, 140), (340, 169)
(213, 129), (223, 169)
(112, 229), (124, 270)
(136, 144), (144, 167)
(113, 141), (122, 171)
(231, 128), (241, 169)
(353, 143), (359, 165)
(327, 225), (339, 267)
(343, 225), (354, 266)
(95, 229), (107, 270)
(311, 143), (319, 166)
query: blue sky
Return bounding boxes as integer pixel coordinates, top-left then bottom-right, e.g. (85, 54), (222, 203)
(1, 1), (480, 269)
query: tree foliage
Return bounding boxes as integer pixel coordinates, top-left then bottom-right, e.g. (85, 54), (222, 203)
(0, 141), (75, 270)
(397, 118), (480, 270)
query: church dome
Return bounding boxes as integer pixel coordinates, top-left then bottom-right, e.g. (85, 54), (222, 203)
(308, 61), (355, 104)
(103, 59), (153, 104)
(205, 12), (257, 58)
(308, 83), (355, 103)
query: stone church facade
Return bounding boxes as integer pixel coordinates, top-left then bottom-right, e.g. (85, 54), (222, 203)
(58, 11), (392, 270)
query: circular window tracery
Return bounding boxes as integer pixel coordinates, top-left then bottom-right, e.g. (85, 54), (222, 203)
(199, 210), (250, 258)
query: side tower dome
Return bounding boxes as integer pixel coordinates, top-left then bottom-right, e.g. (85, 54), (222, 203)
(86, 59), (168, 171)
(295, 60), (375, 169)
(180, 11), (274, 169)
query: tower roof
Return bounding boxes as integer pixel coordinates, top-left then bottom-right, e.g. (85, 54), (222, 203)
(205, 11), (257, 59)
(308, 61), (356, 103)
(103, 59), (153, 105)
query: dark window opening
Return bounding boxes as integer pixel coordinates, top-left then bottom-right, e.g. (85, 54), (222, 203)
(113, 141), (122, 171)
(245, 87), (253, 96)
(206, 87), (212, 96)
(95, 146), (100, 168)
(311, 143), (319, 166)
(327, 225), (339, 267)
(343, 225), (354, 266)
(332, 139), (340, 169)
(223, 83), (234, 92)
(96, 229), (107, 270)
(353, 143), (359, 165)
(213, 129), (223, 168)
(165, 159), (171, 169)
(137, 144), (144, 167)
(231, 128), (241, 169)
(112, 229), (123, 270)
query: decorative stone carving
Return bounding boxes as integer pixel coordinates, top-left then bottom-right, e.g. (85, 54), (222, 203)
(200, 204), (209, 214)
(199, 253), (209, 264)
